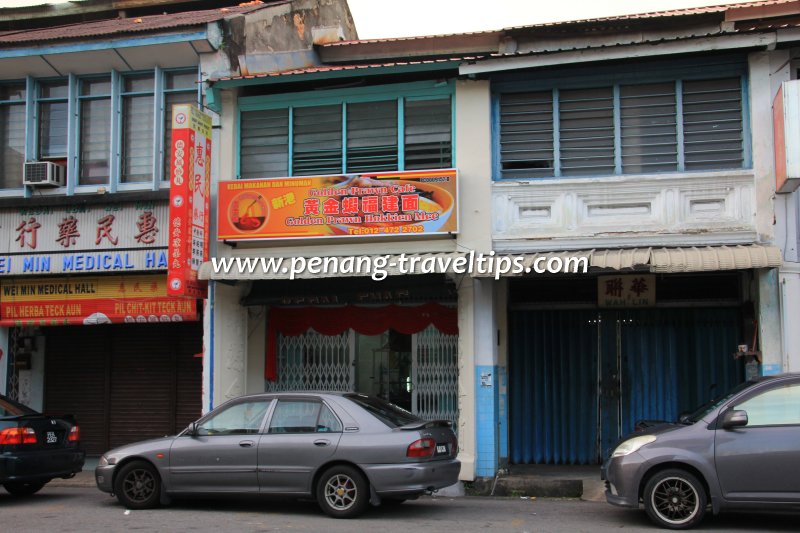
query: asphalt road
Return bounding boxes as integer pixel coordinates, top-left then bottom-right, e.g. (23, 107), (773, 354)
(2, 486), (798, 532)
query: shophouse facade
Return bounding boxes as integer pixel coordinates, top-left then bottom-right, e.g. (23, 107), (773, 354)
(0, 0), (357, 456)
(461, 1), (800, 474)
(199, 1), (800, 481)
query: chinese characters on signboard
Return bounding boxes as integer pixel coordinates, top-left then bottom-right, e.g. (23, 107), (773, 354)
(167, 104), (211, 298)
(0, 203), (168, 276)
(217, 169), (458, 241)
(598, 274), (656, 308)
(0, 275), (197, 327)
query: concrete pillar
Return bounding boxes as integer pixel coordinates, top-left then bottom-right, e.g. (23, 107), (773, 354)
(779, 264), (800, 372)
(456, 276), (476, 481)
(206, 280), (249, 412)
(473, 277), (499, 478)
(758, 269), (783, 375)
(454, 75), (494, 481)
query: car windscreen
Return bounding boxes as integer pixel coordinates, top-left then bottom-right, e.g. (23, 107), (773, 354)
(686, 381), (752, 423)
(0, 395), (37, 417)
(345, 394), (420, 428)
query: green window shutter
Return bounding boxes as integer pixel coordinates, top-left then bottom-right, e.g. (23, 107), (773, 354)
(620, 82), (678, 174)
(404, 98), (452, 170)
(292, 104), (342, 176)
(682, 78), (743, 171)
(346, 100), (397, 173)
(559, 87), (615, 176)
(240, 108), (289, 179)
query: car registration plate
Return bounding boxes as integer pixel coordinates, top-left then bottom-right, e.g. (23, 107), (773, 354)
(435, 444), (448, 455)
(46, 431), (58, 444)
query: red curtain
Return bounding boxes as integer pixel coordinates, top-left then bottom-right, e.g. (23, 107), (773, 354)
(265, 303), (457, 380)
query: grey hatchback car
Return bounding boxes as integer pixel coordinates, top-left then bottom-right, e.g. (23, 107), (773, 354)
(603, 373), (800, 529)
(95, 392), (460, 518)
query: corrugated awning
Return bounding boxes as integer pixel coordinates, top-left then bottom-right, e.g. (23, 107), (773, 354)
(199, 245), (782, 281)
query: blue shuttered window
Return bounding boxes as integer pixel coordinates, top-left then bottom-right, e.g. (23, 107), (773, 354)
(0, 83), (26, 189)
(682, 78), (743, 171)
(0, 67), (197, 192)
(78, 77), (111, 185)
(498, 91), (553, 178)
(498, 76), (746, 179)
(238, 83), (453, 179)
(620, 83), (678, 173)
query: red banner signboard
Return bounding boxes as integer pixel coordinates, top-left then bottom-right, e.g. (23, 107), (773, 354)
(167, 104), (211, 298)
(0, 275), (198, 327)
(217, 169), (458, 241)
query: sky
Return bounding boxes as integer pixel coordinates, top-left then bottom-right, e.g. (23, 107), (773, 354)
(0, 0), (757, 39)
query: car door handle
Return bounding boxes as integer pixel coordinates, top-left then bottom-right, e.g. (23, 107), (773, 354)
(239, 440), (255, 448)
(314, 439), (330, 447)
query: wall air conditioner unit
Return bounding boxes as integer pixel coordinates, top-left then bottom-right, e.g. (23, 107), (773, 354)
(23, 161), (66, 187)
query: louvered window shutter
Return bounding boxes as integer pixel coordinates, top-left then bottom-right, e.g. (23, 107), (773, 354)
(346, 101), (397, 172)
(405, 98), (452, 170)
(682, 78), (743, 171)
(0, 102), (25, 189)
(293, 104), (342, 176)
(499, 91), (553, 178)
(79, 98), (111, 185)
(559, 87), (615, 176)
(620, 83), (678, 174)
(240, 109), (289, 179)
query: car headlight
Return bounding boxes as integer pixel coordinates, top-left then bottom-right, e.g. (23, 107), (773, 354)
(98, 455), (116, 467)
(611, 435), (657, 457)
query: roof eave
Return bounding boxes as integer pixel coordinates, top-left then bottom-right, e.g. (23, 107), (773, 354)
(210, 60), (464, 88)
(0, 28), (214, 59)
(317, 32), (501, 63)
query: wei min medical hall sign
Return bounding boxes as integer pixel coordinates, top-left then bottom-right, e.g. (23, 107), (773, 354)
(0, 202), (169, 276)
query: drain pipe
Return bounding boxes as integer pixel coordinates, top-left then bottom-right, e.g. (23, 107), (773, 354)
(490, 468), (507, 496)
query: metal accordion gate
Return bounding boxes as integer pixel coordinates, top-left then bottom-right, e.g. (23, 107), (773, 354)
(269, 326), (459, 431)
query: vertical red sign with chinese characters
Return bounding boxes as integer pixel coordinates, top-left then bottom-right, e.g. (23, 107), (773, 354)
(167, 104), (211, 298)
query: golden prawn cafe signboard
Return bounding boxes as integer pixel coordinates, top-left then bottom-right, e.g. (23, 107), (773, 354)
(217, 169), (458, 241)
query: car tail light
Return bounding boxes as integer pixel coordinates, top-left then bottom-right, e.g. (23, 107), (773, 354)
(407, 437), (436, 458)
(0, 427), (37, 445)
(451, 435), (458, 455)
(68, 425), (80, 442)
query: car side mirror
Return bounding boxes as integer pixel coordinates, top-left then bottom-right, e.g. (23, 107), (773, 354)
(188, 422), (199, 437)
(721, 409), (748, 429)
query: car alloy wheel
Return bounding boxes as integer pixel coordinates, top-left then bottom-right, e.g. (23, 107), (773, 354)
(316, 465), (369, 518)
(113, 460), (161, 510)
(643, 469), (707, 530)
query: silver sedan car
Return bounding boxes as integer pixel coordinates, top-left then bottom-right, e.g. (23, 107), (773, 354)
(95, 392), (460, 518)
